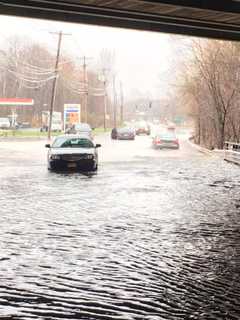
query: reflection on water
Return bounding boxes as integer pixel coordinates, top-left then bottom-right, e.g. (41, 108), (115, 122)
(0, 156), (240, 319)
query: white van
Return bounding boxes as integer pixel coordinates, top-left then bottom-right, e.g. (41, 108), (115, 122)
(41, 111), (62, 132)
(0, 117), (11, 129)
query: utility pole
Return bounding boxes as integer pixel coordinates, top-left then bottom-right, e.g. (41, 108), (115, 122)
(101, 68), (108, 131)
(83, 56), (88, 123)
(103, 76), (107, 131)
(80, 56), (92, 123)
(48, 31), (71, 140)
(113, 74), (117, 128)
(120, 81), (124, 124)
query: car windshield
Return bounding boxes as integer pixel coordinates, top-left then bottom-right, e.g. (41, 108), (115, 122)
(74, 123), (91, 131)
(158, 133), (176, 140)
(52, 137), (94, 148)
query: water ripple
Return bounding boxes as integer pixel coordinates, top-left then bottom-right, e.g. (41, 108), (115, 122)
(0, 156), (239, 319)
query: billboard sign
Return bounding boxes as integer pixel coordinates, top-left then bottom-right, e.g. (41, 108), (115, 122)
(64, 104), (81, 130)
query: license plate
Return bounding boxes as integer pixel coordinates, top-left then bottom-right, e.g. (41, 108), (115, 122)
(67, 162), (77, 168)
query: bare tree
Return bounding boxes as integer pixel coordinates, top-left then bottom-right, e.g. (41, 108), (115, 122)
(177, 39), (240, 149)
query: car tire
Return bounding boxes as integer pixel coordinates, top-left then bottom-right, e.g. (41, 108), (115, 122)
(93, 164), (98, 171)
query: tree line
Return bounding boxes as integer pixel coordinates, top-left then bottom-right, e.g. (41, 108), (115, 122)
(177, 39), (240, 149)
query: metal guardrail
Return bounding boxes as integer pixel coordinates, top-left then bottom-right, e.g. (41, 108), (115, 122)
(224, 141), (240, 165)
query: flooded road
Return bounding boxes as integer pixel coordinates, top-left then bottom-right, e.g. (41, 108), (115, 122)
(0, 133), (240, 319)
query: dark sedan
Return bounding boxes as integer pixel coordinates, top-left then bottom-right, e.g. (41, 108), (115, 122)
(117, 127), (135, 140)
(111, 128), (118, 140)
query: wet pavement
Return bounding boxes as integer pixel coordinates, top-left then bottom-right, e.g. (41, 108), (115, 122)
(0, 133), (240, 319)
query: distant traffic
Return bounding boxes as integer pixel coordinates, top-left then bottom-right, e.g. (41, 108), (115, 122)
(44, 120), (179, 172)
(0, 113), (180, 172)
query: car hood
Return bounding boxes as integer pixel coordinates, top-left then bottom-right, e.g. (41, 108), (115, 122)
(50, 148), (95, 155)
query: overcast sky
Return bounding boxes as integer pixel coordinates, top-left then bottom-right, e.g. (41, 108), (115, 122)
(0, 15), (185, 100)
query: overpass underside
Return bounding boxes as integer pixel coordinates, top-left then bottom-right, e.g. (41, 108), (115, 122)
(0, 1), (240, 41)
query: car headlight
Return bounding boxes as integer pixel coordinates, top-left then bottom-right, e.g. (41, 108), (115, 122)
(86, 154), (94, 159)
(51, 154), (61, 160)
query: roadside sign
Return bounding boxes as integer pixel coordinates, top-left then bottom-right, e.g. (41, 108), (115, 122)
(64, 104), (81, 130)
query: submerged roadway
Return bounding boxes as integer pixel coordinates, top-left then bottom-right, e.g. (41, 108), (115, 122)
(0, 131), (239, 319)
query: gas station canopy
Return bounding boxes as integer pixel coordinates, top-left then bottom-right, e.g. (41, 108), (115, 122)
(0, 98), (34, 106)
(1, 1), (240, 41)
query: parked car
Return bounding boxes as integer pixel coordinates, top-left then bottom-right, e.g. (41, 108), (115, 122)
(45, 135), (101, 171)
(65, 123), (93, 139)
(117, 127), (135, 140)
(16, 122), (31, 129)
(135, 121), (151, 135)
(152, 132), (179, 149)
(111, 127), (118, 140)
(0, 117), (11, 129)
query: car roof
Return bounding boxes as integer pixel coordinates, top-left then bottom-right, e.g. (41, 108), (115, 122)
(74, 123), (91, 129)
(156, 132), (176, 137)
(118, 127), (134, 131)
(54, 134), (92, 140)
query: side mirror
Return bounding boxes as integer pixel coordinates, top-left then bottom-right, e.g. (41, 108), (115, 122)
(95, 144), (101, 148)
(45, 144), (51, 148)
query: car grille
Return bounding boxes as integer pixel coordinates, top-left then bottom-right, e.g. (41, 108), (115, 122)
(119, 134), (131, 137)
(61, 154), (93, 161)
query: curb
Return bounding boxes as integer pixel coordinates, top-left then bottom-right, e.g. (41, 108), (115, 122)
(187, 139), (213, 155)
(188, 139), (228, 161)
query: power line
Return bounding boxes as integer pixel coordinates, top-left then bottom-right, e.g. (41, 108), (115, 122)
(16, 60), (55, 73)
(0, 65), (57, 85)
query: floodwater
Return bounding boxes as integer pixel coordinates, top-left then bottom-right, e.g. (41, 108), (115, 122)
(0, 133), (239, 319)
